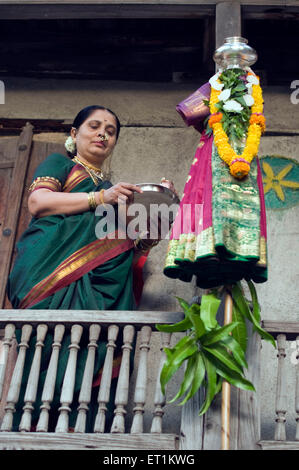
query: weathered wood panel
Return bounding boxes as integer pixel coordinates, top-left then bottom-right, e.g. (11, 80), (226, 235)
(259, 440), (299, 450)
(262, 321), (299, 340)
(0, 0), (298, 6)
(0, 3), (214, 20)
(0, 124), (33, 308)
(0, 309), (184, 328)
(179, 385), (204, 449)
(2, 139), (66, 310)
(0, 432), (179, 450)
(237, 326), (261, 449)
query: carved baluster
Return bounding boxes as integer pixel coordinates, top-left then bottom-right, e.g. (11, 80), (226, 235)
(295, 335), (299, 441)
(274, 334), (287, 440)
(94, 325), (119, 433)
(151, 332), (171, 433)
(36, 324), (65, 432)
(1, 324), (32, 431)
(74, 324), (101, 433)
(55, 324), (83, 433)
(111, 325), (135, 433)
(19, 324), (48, 431)
(0, 324), (15, 400)
(131, 326), (152, 433)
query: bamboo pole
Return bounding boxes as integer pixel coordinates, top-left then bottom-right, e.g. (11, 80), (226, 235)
(221, 287), (233, 450)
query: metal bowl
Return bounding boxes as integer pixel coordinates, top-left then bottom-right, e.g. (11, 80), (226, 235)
(131, 183), (180, 223)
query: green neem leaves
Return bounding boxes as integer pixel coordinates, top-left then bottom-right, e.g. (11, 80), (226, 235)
(156, 282), (275, 416)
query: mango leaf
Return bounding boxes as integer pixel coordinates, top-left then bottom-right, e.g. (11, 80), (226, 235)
(232, 282), (253, 321)
(198, 355), (217, 415)
(235, 96), (247, 108)
(176, 296), (191, 313)
(178, 352), (206, 406)
(246, 280), (261, 322)
(200, 322), (240, 346)
(168, 354), (198, 404)
(164, 334), (192, 355)
(156, 296), (195, 332)
(202, 343), (244, 375)
(187, 304), (207, 339)
(220, 335), (248, 369)
(160, 337), (198, 394)
(156, 316), (193, 333)
(205, 352), (255, 392)
(200, 293), (221, 331)
(232, 283), (276, 347)
(231, 303), (248, 353)
(233, 83), (247, 93)
(215, 377), (223, 395)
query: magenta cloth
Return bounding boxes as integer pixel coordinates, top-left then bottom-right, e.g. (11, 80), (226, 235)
(171, 132), (213, 239)
(176, 82), (211, 131)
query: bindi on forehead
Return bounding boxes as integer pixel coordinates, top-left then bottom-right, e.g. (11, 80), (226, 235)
(89, 119), (116, 128)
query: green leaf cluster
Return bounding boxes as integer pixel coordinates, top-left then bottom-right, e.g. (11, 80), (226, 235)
(206, 68), (251, 143)
(156, 281), (275, 415)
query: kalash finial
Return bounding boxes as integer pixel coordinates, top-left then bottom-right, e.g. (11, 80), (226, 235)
(213, 36), (258, 70)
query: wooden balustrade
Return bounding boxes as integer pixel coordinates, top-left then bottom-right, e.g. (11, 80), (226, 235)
(258, 321), (299, 450)
(0, 309), (182, 450)
(0, 312), (298, 450)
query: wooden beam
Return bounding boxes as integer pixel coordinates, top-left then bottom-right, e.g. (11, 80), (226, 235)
(0, 0), (298, 4)
(0, 432), (179, 450)
(258, 440), (299, 450)
(0, 161), (14, 169)
(0, 3), (214, 19)
(262, 321), (299, 340)
(0, 1), (298, 20)
(0, 309), (184, 329)
(0, 118), (70, 134)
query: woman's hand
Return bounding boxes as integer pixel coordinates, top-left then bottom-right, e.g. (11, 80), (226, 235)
(99, 182), (143, 206)
(160, 178), (179, 198)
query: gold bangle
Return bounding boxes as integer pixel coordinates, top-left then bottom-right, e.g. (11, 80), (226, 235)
(98, 189), (106, 207)
(88, 191), (97, 210)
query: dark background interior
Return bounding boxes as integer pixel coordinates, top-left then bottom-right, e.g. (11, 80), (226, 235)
(0, 17), (298, 85)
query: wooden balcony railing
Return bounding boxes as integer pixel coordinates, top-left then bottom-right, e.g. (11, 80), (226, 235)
(0, 309), (183, 450)
(258, 321), (299, 450)
(0, 311), (298, 450)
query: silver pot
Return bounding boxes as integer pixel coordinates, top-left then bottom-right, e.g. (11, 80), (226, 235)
(213, 36), (257, 69)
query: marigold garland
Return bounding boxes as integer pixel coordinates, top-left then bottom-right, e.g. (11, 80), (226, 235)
(209, 71), (266, 179)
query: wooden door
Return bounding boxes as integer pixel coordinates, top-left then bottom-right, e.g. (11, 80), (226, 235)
(0, 124), (67, 309)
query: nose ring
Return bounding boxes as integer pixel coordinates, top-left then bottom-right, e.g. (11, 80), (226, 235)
(99, 132), (109, 142)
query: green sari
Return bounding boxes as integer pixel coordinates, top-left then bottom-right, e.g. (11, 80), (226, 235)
(6, 152), (136, 431)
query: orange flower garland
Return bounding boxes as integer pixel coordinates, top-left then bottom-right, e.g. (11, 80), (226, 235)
(209, 72), (266, 179)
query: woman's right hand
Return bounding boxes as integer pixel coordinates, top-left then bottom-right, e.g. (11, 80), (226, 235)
(99, 182), (143, 206)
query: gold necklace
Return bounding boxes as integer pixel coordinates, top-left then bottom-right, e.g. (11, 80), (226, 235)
(72, 155), (104, 185)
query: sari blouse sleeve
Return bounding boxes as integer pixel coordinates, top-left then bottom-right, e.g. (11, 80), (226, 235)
(28, 153), (73, 194)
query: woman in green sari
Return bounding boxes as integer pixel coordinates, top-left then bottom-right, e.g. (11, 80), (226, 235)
(6, 105), (163, 431)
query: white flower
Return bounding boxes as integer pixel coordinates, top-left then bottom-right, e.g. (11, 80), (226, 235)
(209, 72), (224, 91)
(246, 82), (253, 94)
(65, 136), (76, 153)
(223, 99), (243, 113)
(218, 88), (231, 102)
(247, 74), (259, 85)
(243, 94), (255, 107)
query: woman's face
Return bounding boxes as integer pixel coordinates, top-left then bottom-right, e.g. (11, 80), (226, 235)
(71, 109), (118, 166)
